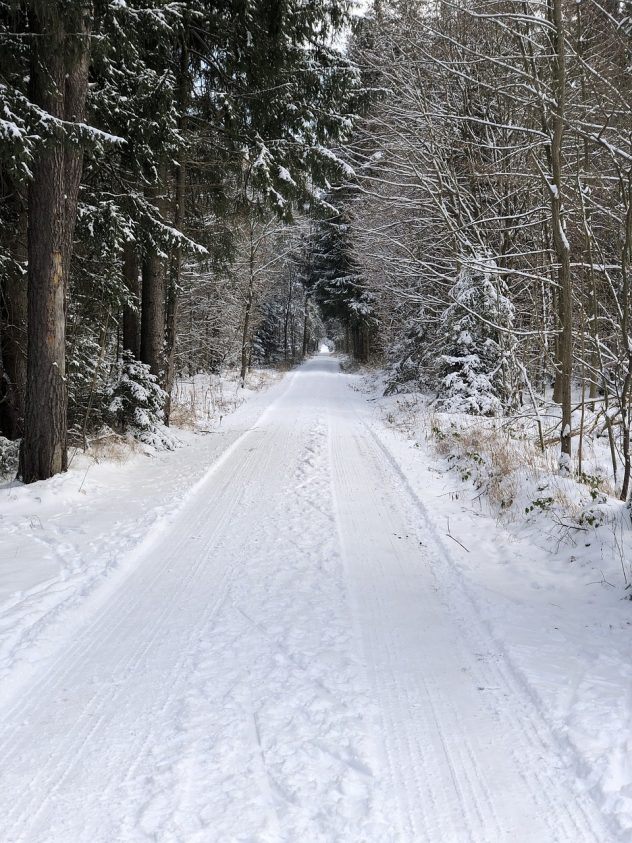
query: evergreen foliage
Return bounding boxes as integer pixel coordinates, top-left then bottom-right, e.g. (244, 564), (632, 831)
(0, 0), (359, 478)
(305, 200), (376, 361)
(436, 259), (520, 416)
(106, 351), (174, 448)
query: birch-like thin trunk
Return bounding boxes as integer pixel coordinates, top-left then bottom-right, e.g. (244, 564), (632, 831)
(549, 0), (573, 468)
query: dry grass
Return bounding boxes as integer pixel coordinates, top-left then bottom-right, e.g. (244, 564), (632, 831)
(170, 376), (240, 426)
(273, 360), (297, 373)
(81, 431), (142, 465)
(381, 394), (425, 433)
(245, 368), (283, 392)
(169, 368), (284, 428)
(168, 395), (199, 430)
(426, 410), (610, 524)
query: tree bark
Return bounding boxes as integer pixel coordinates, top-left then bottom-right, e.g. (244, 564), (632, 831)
(163, 263), (180, 421)
(122, 242), (141, 357)
(620, 177), (632, 502)
(140, 244), (166, 381)
(164, 34), (189, 424)
(283, 274), (293, 361)
(549, 0), (573, 468)
(240, 246), (256, 387)
(301, 292), (310, 358)
(20, 2), (91, 482)
(140, 169), (168, 382)
(0, 193), (27, 439)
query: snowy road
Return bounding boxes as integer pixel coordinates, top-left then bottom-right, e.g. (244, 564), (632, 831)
(0, 356), (617, 842)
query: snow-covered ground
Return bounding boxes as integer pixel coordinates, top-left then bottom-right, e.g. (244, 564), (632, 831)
(0, 370), (281, 700)
(370, 382), (632, 840)
(0, 355), (629, 841)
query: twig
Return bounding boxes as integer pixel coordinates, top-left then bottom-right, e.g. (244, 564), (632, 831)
(446, 518), (470, 552)
(586, 571), (616, 588)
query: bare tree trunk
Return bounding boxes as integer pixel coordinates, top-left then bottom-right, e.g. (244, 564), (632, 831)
(122, 242), (141, 357)
(141, 244), (166, 381)
(549, 0), (572, 468)
(240, 243), (256, 387)
(283, 274), (293, 361)
(164, 165), (184, 419)
(301, 292), (310, 359)
(552, 285), (564, 405)
(140, 169), (168, 382)
(0, 196), (27, 439)
(164, 33), (189, 424)
(621, 369), (631, 502)
(620, 177), (632, 502)
(163, 268), (180, 422)
(20, 2), (91, 483)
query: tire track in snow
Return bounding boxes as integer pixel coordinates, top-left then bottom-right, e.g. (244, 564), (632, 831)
(0, 359), (389, 843)
(0, 387), (300, 842)
(0, 356), (617, 842)
(330, 386), (612, 842)
(362, 418), (614, 839)
(0, 440), (271, 839)
(194, 408), (389, 842)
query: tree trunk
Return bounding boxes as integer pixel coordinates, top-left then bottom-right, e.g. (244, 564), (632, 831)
(283, 275), (293, 361)
(240, 251), (256, 387)
(140, 245), (166, 381)
(301, 293), (310, 358)
(140, 169), (168, 382)
(620, 369), (631, 502)
(122, 242), (141, 357)
(549, 0), (572, 469)
(164, 33), (189, 424)
(620, 178), (632, 502)
(0, 197), (27, 439)
(20, 3), (91, 483)
(163, 272), (179, 422)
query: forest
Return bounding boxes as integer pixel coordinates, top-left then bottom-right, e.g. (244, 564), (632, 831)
(1, 0), (632, 511)
(2, 3), (632, 839)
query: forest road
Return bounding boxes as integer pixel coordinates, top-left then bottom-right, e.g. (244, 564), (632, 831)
(0, 354), (616, 842)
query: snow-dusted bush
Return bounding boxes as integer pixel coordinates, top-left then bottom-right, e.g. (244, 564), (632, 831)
(436, 257), (520, 416)
(0, 436), (20, 478)
(106, 352), (176, 449)
(384, 320), (434, 395)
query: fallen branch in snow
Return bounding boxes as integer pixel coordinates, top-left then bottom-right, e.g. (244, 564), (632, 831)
(586, 572), (616, 588)
(446, 519), (470, 552)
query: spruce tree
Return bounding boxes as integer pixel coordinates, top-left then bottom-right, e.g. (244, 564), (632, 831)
(436, 257), (520, 416)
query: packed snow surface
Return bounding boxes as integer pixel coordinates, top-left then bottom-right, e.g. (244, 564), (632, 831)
(0, 356), (626, 841)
